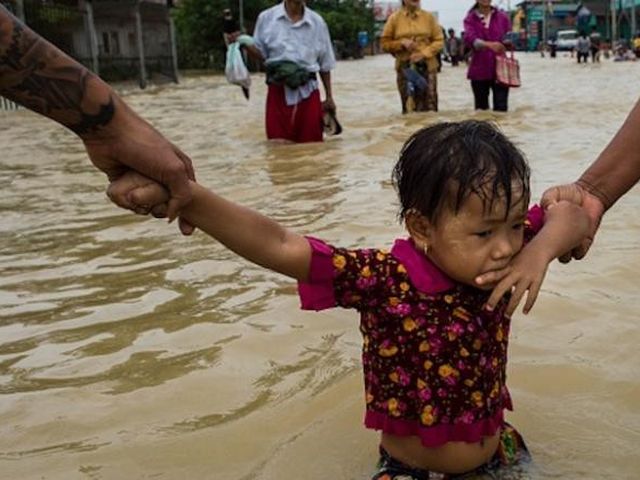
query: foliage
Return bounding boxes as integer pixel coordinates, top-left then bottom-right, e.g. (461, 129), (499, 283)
(310, 0), (375, 48)
(173, 0), (274, 69)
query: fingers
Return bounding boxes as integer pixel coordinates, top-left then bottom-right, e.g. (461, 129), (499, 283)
(571, 237), (593, 260)
(179, 217), (195, 236)
(174, 145), (196, 182)
(505, 282), (528, 317)
(540, 183), (583, 210)
(558, 251), (573, 264)
(475, 266), (511, 288)
(151, 204), (168, 218)
(129, 182), (170, 207)
(484, 278), (513, 313)
(162, 159), (193, 222)
(107, 179), (136, 210)
(522, 280), (542, 315)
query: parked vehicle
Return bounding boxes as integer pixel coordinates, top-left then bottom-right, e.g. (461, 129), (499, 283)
(556, 29), (578, 51)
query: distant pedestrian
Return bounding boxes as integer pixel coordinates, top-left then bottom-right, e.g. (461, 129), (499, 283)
(548, 35), (557, 58)
(589, 28), (601, 62)
(602, 37), (612, 59)
(576, 31), (590, 64)
(241, 0), (337, 143)
(446, 28), (462, 66)
(222, 8), (241, 46)
(538, 39), (546, 57)
(633, 32), (640, 58)
(463, 0), (512, 112)
(380, 0), (444, 113)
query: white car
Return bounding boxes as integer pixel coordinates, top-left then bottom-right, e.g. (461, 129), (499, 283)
(556, 29), (578, 51)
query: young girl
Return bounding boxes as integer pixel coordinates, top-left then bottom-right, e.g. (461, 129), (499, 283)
(108, 121), (590, 479)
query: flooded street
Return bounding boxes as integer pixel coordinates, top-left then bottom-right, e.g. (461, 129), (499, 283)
(1, 53), (639, 479)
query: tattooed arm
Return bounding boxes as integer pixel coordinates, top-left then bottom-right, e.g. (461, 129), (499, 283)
(0, 6), (195, 230)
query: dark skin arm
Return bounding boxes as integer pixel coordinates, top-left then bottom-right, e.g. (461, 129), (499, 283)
(0, 6), (195, 231)
(319, 70), (335, 112)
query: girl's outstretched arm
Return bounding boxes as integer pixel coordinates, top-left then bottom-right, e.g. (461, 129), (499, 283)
(482, 201), (591, 316)
(108, 172), (312, 281)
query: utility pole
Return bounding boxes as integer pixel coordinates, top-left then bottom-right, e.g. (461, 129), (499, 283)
(631, 0), (637, 36)
(611, 0), (617, 42)
(239, 0), (244, 32)
(542, 1), (547, 45)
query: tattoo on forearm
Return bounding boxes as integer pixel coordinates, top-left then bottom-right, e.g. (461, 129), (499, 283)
(0, 7), (114, 134)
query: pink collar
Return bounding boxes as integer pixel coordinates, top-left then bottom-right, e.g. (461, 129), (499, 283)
(391, 238), (455, 294)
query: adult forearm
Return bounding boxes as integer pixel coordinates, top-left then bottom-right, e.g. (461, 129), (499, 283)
(243, 44), (264, 63)
(0, 6), (119, 137)
(577, 98), (640, 210)
(319, 71), (332, 99)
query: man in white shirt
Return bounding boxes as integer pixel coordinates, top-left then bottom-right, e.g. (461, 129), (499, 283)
(243, 0), (336, 142)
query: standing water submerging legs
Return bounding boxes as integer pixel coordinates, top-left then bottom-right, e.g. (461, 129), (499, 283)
(241, 0), (336, 143)
(380, 0), (443, 113)
(464, 0), (512, 112)
(107, 121), (590, 478)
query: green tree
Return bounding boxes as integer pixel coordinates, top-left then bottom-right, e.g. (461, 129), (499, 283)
(173, 0), (275, 69)
(311, 0), (375, 57)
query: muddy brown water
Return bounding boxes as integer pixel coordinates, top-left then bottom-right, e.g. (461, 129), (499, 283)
(1, 53), (639, 479)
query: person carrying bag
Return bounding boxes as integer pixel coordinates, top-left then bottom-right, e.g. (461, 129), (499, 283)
(463, 0), (513, 112)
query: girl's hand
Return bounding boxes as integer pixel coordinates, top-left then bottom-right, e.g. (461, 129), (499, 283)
(483, 246), (550, 317)
(540, 182), (604, 261)
(107, 171), (169, 217)
(475, 266), (511, 289)
(483, 201), (591, 315)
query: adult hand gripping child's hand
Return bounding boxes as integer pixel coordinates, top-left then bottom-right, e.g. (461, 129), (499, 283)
(540, 182), (604, 262)
(106, 171), (170, 218)
(481, 201), (591, 316)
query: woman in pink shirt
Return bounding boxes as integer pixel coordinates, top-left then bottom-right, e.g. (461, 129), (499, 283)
(464, 0), (512, 112)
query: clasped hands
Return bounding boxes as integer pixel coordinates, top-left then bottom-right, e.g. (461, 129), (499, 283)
(108, 171), (604, 318)
(83, 99), (195, 234)
(400, 38), (427, 63)
(477, 184), (603, 316)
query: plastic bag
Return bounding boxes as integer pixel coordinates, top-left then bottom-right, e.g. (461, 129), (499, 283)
(225, 42), (251, 90)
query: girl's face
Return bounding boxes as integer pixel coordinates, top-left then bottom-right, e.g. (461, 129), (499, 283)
(477, 0), (492, 8)
(408, 187), (527, 289)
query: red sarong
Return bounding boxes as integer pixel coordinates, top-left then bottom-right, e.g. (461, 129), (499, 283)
(265, 84), (323, 143)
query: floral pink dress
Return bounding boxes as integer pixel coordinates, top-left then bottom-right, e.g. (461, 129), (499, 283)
(298, 206), (544, 447)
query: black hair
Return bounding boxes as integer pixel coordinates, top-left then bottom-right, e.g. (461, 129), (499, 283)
(392, 120), (530, 224)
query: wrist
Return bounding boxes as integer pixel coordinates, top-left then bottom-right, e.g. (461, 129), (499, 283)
(575, 177), (611, 211)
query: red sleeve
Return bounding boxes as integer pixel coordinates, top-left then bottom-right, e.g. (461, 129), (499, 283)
(298, 237), (394, 312)
(524, 204), (545, 244)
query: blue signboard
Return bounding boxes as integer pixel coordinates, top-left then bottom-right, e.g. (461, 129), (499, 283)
(529, 9), (544, 21)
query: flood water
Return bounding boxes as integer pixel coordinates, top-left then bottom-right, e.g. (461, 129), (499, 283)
(1, 53), (639, 479)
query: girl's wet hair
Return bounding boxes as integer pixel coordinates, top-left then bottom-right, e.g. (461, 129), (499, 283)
(392, 120), (530, 223)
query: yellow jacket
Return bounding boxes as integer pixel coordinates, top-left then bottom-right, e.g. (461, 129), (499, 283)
(380, 7), (444, 73)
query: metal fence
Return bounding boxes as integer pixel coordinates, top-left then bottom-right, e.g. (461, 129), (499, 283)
(1, 0), (179, 110)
